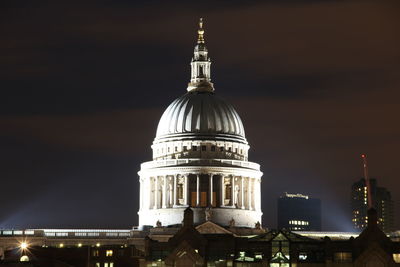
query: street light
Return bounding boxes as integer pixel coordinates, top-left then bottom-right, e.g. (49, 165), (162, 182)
(20, 242), (28, 250)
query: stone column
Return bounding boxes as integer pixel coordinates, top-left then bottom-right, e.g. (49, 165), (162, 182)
(140, 178), (144, 210)
(196, 174), (200, 206)
(256, 179), (261, 211)
(241, 176), (245, 209)
(248, 177), (252, 210)
(231, 175), (235, 207)
(139, 176), (143, 210)
(143, 178), (148, 210)
(173, 175), (177, 206)
(162, 176), (167, 208)
(153, 177), (158, 209)
(184, 175), (189, 206)
(220, 175), (225, 207)
(209, 173), (213, 206)
(147, 177), (152, 209)
(139, 178), (143, 210)
(168, 177), (173, 206)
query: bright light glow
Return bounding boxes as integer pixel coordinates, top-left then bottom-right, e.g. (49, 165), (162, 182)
(59, 243), (64, 248)
(299, 253), (308, 260)
(20, 255), (30, 262)
(78, 243), (82, 247)
(289, 220), (309, 226)
(284, 192), (309, 199)
(106, 250), (113, 257)
(96, 243), (100, 247)
(20, 242), (28, 250)
(393, 254), (400, 263)
(255, 253), (263, 260)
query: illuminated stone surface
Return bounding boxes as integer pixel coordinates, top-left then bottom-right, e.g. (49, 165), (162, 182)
(138, 19), (263, 228)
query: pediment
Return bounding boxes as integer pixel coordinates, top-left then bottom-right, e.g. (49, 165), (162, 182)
(196, 221), (234, 235)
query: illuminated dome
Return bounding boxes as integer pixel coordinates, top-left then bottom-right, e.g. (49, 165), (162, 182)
(155, 91), (247, 144)
(138, 19), (263, 229)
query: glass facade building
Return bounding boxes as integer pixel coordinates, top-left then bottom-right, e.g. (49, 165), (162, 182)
(277, 193), (322, 231)
(351, 178), (394, 233)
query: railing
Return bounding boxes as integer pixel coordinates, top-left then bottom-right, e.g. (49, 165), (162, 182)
(141, 158), (260, 171)
(0, 229), (132, 238)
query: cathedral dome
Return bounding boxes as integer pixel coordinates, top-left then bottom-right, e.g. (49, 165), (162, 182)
(139, 18), (262, 229)
(154, 91), (247, 144)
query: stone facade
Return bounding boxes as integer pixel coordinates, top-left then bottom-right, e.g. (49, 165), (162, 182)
(138, 19), (262, 228)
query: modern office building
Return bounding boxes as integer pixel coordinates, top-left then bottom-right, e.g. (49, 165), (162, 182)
(277, 193), (322, 231)
(351, 178), (394, 233)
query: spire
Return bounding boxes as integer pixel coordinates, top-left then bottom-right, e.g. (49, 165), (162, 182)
(197, 18), (205, 44)
(187, 18), (214, 92)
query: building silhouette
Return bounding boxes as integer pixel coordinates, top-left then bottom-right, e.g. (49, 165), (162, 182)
(277, 192), (322, 231)
(351, 178), (394, 233)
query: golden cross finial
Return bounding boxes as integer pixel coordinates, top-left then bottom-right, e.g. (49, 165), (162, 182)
(197, 18), (205, 44)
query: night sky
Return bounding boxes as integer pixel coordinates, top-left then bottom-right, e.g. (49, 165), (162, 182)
(1, 0), (399, 231)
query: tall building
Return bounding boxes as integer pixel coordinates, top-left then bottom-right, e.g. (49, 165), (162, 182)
(137, 18), (263, 228)
(277, 192), (322, 231)
(351, 178), (394, 233)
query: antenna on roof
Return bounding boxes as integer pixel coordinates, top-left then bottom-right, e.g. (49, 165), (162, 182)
(361, 154), (373, 209)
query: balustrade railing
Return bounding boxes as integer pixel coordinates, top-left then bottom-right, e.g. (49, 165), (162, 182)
(141, 158), (260, 171)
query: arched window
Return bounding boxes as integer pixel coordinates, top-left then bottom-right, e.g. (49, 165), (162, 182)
(199, 65), (204, 77)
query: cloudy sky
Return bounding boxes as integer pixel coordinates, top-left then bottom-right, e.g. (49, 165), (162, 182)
(1, 0), (399, 230)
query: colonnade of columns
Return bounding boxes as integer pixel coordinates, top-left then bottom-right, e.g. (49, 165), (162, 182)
(139, 174), (260, 211)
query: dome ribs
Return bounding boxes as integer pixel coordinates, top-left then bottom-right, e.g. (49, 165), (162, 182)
(205, 94), (217, 133)
(168, 96), (186, 134)
(176, 97), (189, 133)
(227, 102), (240, 134)
(154, 92), (247, 144)
(184, 104), (193, 132)
(213, 99), (223, 132)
